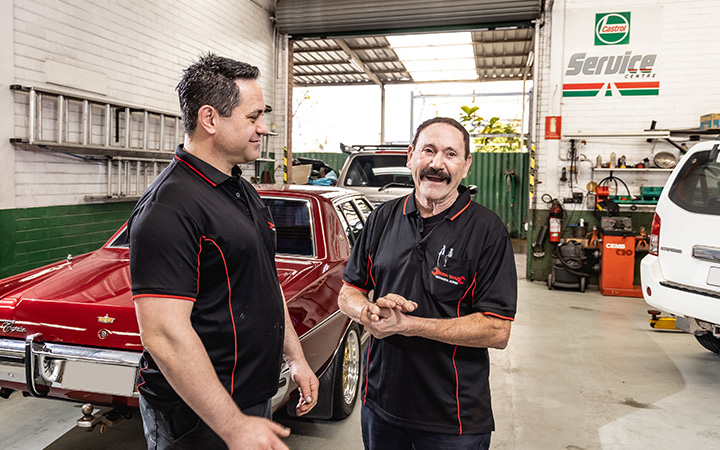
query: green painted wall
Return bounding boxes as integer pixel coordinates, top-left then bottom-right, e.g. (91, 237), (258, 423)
(0, 202), (136, 278)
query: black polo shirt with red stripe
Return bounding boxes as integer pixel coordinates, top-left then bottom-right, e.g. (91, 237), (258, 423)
(128, 145), (284, 413)
(343, 185), (517, 435)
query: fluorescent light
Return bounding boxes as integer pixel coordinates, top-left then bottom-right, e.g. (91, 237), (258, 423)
(387, 32), (472, 47)
(412, 70), (479, 82)
(387, 32), (477, 82)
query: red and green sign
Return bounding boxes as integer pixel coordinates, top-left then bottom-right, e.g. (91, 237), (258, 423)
(563, 81), (659, 97)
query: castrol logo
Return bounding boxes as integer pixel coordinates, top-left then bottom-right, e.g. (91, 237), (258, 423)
(595, 13), (630, 45)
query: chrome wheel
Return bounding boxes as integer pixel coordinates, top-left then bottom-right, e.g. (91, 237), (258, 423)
(342, 328), (360, 405)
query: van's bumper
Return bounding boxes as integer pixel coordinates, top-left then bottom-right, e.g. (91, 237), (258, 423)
(641, 255), (720, 327)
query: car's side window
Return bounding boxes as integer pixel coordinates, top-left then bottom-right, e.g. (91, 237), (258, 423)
(336, 201), (364, 246)
(264, 198), (315, 256)
(353, 197), (373, 222)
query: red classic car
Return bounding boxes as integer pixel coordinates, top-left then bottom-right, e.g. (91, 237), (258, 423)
(0, 185), (372, 426)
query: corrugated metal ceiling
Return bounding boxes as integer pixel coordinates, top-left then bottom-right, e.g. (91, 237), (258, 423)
(276, 0), (542, 86)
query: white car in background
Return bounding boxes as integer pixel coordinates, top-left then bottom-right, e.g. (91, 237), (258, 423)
(337, 145), (414, 205)
(641, 140), (720, 354)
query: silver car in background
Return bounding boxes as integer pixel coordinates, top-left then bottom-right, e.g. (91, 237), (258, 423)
(337, 145), (413, 205)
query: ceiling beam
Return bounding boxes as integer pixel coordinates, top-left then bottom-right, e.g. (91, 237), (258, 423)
(334, 38), (384, 87)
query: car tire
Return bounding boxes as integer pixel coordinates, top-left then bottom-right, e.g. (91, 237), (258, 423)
(695, 332), (720, 354)
(331, 323), (362, 420)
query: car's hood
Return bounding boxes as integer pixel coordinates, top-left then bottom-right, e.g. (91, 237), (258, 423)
(0, 248), (141, 350)
(0, 250), (338, 350)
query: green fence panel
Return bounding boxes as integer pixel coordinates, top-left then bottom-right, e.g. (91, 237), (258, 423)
(466, 152), (529, 239)
(293, 152), (349, 174)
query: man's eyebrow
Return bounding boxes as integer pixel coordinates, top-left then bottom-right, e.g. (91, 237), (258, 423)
(246, 108), (265, 117)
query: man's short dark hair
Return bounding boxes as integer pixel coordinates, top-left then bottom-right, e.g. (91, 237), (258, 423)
(177, 53), (260, 136)
(411, 117), (471, 159)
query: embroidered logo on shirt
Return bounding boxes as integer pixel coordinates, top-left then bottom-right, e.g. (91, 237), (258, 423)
(431, 267), (465, 285)
(268, 221), (275, 230)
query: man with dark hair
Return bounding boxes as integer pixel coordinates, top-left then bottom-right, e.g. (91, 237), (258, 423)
(339, 117), (517, 450)
(129, 53), (317, 450)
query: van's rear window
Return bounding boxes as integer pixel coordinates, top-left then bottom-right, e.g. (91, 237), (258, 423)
(667, 149), (720, 215)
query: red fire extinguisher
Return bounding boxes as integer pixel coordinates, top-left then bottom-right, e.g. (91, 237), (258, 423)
(549, 200), (563, 243)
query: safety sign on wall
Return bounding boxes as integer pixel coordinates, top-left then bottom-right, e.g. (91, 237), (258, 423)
(563, 7), (662, 98)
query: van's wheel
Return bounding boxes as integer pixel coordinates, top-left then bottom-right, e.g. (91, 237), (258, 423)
(331, 323), (361, 420)
(695, 332), (720, 354)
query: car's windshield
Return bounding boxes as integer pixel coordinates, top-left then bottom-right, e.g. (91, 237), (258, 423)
(108, 197), (316, 256)
(668, 148), (720, 216)
(342, 154), (413, 188)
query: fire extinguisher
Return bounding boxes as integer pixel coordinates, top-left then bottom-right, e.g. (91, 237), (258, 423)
(548, 200), (563, 243)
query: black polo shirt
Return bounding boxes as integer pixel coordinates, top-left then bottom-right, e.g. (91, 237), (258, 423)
(343, 186), (517, 435)
(128, 145), (284, 412)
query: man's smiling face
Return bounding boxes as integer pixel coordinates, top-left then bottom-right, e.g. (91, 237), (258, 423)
(407, 123), (472, 208)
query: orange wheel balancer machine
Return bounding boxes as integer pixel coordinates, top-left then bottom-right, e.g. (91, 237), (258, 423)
(598, 217), (643, 297)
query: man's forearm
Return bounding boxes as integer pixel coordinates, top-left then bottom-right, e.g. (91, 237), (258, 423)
(281, 297), (305, 364)
(338, 283), (373, 323)
(401, 312), (511, 349)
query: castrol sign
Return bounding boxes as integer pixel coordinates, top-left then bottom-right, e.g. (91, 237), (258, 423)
(563, 7), (661, 98)
(595, 12), (630, 45)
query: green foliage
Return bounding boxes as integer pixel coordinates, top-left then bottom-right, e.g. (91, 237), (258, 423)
(459, 105), (523, 152)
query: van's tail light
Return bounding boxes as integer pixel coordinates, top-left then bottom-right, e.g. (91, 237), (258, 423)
(649, 213), (661, 256)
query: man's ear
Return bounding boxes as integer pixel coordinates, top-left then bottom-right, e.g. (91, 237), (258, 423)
(196, 105), (217, 136)
(406, 145), (413, 168)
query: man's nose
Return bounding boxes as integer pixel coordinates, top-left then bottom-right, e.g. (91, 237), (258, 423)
(256, 115), (269, 135)
(428, 151), (444, 167)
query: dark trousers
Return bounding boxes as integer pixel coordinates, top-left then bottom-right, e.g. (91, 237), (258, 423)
(361, 404), (492, 450)
(139, 396), (272, 450)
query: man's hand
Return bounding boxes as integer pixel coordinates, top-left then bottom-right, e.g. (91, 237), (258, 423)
(359, 293), (418, 339)
(226, 415), (290, 450)
(287, 358), (319, 416)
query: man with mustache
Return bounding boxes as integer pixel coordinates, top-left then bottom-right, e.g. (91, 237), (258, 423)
(339, 117), (517, 450)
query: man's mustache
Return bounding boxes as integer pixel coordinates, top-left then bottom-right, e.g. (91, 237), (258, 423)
(420, 168), (451, 183)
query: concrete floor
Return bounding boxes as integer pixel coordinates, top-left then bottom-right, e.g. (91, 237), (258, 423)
(2, 253), (719, 449)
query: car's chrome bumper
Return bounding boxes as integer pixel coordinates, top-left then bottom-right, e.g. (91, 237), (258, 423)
(1, 335), (292, 404)
(641, 255), (720, 326)
(0, 335), (141, 398)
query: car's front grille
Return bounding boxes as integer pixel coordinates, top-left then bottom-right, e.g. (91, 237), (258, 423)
(660, 280), (720, 299)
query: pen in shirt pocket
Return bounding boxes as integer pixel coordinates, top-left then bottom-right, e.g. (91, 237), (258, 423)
(436, 245), (446, 266)
(445, 247), (453, 267)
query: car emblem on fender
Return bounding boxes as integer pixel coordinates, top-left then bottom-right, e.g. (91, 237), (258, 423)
(2, 320), (27, 334)
(97, 314), (116, 324)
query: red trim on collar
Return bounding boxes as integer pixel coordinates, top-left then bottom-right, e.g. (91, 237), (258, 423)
(402, 194), (411, 215)
(175, 155), (217, 187)
(449, 199), (471, 221)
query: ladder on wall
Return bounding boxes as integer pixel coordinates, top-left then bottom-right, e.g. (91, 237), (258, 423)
(10, 85), (181, 201)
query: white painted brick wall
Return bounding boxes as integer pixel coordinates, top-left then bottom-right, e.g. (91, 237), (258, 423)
(4, 0), (285, 209)
(536, 0), (720, 207)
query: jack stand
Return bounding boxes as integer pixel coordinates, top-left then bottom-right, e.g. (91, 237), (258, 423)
(647, 310), (678, 330)
(76, 403), (132, 433)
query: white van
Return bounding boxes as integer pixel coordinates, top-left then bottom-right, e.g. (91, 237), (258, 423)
(641, 140), (720, 354)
